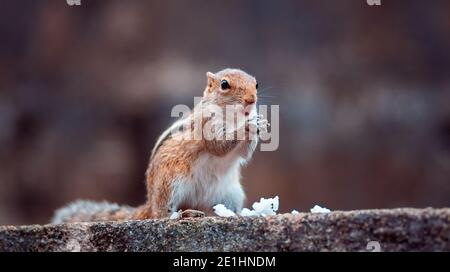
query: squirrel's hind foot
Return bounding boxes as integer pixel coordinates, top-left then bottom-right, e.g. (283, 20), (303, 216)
(180, 209), (205, 218)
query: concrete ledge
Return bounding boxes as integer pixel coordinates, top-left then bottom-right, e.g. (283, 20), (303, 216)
(1, 208), (449, 252)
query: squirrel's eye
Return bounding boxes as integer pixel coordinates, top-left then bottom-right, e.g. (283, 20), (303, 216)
(256, 82), (258, 89)
(221, 80), (230, 90)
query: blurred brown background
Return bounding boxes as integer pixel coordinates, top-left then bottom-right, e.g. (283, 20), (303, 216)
(0, 0), (449, 225)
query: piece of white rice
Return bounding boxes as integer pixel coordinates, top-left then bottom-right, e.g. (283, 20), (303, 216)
(240, 208), (259, 216)
(213, 204), (236, 217)
(169, 211), (181, 219)
(310, 205), (331, 213)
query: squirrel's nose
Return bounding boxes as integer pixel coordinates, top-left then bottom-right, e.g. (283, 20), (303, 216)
(244, 95), (256, 105)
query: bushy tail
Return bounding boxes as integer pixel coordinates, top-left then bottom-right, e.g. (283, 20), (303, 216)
(51, 200), (136, 224)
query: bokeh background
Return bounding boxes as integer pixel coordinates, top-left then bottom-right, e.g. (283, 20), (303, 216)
(0, 0), (449, 225)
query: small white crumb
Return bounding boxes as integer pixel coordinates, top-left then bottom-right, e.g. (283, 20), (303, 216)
(240, 208), (259, 216)
(291, 210), (300, 214)
(310, 205), (331, 213)
(169, 211), (181, 219)
(251, 196), (279, 216)
(213, 204), (236, 217)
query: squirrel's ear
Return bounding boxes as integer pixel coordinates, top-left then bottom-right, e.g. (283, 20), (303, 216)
(206, 72), (216, 90)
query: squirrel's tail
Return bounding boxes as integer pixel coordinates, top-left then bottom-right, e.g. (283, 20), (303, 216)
(51, 200), (136, 224)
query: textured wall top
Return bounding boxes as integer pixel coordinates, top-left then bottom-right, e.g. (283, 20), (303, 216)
(0, 208), (449, 252)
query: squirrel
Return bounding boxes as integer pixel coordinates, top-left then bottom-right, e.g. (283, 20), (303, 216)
(51, 68), (269, 223)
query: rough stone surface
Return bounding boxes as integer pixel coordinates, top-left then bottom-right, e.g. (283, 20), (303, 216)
(1, 208), (449, 252)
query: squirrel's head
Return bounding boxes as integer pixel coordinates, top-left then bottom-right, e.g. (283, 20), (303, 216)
(203, 68), (258, 115)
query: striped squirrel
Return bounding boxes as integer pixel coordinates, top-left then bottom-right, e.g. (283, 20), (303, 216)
(52, 68), (268, 223)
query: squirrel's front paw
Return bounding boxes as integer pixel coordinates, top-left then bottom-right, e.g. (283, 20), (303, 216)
(257, 116), (270, 133)
(247, 114), (270, 136)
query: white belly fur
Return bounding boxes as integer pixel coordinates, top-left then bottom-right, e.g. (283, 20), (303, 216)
(169, 150), (246, 213)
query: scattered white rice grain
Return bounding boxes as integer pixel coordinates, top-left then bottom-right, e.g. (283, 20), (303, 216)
(251, 196), (279, 216)
(240, 208), (259, 216)
(169, 211), (181, 219)
(310, 205), (331, 213)
(213, 204), (236, 217)
(291, 210), (300, 214)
